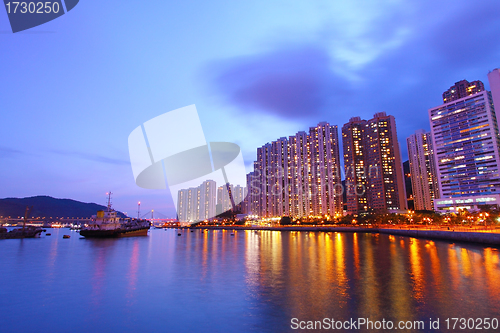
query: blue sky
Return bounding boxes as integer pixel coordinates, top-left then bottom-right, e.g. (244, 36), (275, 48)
(1, 0), (500, 216)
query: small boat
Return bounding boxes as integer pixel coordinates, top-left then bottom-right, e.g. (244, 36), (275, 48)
(46, 233), (51, 236)
(178, 233), (181, 236)
(63, 235), (70, 239)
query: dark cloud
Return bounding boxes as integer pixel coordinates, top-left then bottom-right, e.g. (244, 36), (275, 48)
(0, 146), (23, 157)
(359, 1), (500, 144)
(208, 0), (500, 161)
(210, 45), (352, 119)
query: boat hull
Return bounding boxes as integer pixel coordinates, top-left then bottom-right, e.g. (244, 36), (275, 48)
(79, 227), (149, 238)
(0, 227), (43, 239)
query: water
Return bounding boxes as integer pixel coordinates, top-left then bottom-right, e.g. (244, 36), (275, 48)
(1, 228), (500, 332)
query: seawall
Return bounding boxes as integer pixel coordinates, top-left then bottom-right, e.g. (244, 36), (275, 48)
(186, 225), (500, 246)
(379, 228), (500, 246)
(191, 226), (376, 233)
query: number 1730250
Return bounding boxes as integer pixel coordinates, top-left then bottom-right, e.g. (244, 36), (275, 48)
(445, 318), (498, 330)
(5, 2), (61, 14)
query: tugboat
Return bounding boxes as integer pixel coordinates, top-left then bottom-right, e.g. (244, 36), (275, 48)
(79, 192), (150, 238)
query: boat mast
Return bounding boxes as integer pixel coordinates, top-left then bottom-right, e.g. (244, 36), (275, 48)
(107, 192), (112, 212)
(137, 201), (141, 219)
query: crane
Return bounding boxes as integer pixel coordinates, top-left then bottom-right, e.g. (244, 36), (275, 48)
(22, 205), (33, 236)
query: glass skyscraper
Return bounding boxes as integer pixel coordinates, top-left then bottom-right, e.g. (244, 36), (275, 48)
(429, 80), (500, 212)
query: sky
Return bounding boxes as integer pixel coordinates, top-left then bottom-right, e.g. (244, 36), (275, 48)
(1, 0), (500, 217)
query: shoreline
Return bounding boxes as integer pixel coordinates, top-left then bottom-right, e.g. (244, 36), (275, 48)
(378, 228), (500, 246)
(175, 225), (500, 246)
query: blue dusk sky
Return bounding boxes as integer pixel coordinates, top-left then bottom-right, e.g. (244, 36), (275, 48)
(1, 0), (500, 217)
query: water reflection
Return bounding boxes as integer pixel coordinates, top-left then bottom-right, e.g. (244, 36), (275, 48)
(484, 248), (500, 299)
(388, 236), (412, 325)
(2, 230), (500, 333)
(126, 240), (140, 302)
(243, 232), (500, 329)
(90, 241), (112, 308)
(409, 238), (424, 301)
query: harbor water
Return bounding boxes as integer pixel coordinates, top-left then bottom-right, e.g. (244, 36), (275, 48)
(1, 228), (500, 332)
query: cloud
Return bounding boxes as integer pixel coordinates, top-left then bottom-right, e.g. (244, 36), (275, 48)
(207, 0), (500, 153)
(0, 146), (23, 157)
(50, 150), (130, 166)
(209, 45), (352, 119)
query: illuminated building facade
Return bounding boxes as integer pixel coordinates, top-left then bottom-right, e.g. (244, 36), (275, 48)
(198, 180), (217, 220)
(178, 180), (239, 222)
(342, 117), (369, 214)
(442, 80), (485, 103)
(488, 69), (500, 119)
(232, 185), (246, 213)
(365, 112), (407, 211)
(252, 122), (342, 218)
(247, 170), (259, 215)
(434, 195), (500, 212)
(177, 187), (199, 222)
(406, 129), (439, 211)
(429, 79), (500, 212)
(342, 113), (406, 213)
(217, 184), (234, 214)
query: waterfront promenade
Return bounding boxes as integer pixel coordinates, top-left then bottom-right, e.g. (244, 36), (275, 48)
(184, 224), (500, 246)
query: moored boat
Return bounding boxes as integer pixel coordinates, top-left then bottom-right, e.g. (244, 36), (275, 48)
(79, 192), (150, 238)
(0, 206), (42, 239)
(0, 226), (43, 239)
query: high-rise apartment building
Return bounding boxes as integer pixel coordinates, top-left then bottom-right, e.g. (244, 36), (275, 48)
(217, 184), (234, 214)
(406, 130), (439, 211)
(342, 117), (369, 213)
(342, 112), (406, 214)
(232, 185), (246, 213)
(198, 180), (217, 220)
(442, 80), (485, 103)
(430, 78), (500, 212)
(178, 179), (244, 222)
(366, 113), (407, 211)
(246, 170), (259, 215)
(309, 123), (343, 216)
(177, 186), (200, 222)
(488, 69), (500, 120)
(252, 122), (342, 218)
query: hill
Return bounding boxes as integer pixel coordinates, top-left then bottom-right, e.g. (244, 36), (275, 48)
(0, 196), (126, 219)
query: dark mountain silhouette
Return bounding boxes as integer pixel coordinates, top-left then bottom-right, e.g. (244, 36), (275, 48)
(0, 196), (125, 219)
